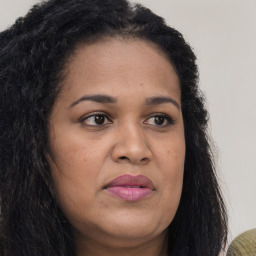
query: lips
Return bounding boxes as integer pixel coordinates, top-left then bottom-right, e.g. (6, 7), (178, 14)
(105, 174), (154, 201)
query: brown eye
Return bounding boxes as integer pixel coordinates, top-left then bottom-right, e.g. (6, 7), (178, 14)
(144, 114), (174, 127)
(81, 113), (111, 126)
(154, 116), (165, 125)
(94, 115), (105, 125)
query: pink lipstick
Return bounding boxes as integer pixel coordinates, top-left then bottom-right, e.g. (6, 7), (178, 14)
(105, 174), (154, 201)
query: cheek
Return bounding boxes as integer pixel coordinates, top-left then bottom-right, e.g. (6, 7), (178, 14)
(161, 152), (184, 203)
(157, 133), (185, 179)
(159, 167), (184, 228)
(49, 126), (106, 178)
(154, 136), (185, 219)
(46, 135), (106, 218)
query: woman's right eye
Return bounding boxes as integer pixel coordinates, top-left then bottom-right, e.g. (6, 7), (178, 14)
(81, 113), (112, 126)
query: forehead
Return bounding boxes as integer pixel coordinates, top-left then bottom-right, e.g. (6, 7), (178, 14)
(59, 37), (180, 101)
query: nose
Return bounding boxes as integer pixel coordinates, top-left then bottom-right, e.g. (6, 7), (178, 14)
(111, 123), (152, 165)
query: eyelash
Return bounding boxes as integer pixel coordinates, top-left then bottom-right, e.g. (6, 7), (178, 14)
(80, 112), (175, 127)
(80, 112), (112, 127)
(144, 114), (175, 127)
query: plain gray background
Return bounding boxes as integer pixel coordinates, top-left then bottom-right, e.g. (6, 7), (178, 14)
(1, 0), (255, 245)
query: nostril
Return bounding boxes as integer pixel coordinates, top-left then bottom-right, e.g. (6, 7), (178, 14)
(116, 156), (149, 164)
(119, 156), (128, 160)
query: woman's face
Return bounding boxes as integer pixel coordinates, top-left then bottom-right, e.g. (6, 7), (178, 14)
(47, 38), (185, 249)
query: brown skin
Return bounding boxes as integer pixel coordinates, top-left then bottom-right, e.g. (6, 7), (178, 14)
(46, 38), (185, 256)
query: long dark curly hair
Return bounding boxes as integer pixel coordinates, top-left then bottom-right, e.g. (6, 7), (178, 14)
(0, 0), (227, 255)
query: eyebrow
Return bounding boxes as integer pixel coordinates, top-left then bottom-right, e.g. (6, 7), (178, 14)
(145, 96), (180, 110)
(70, 94), (180, 110)
(70, 94), (117, 108)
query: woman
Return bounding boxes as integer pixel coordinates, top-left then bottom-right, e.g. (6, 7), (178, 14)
(0, 0), (228, 255)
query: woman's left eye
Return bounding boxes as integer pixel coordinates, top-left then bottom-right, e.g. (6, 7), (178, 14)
(81, 114), (112, 126)
(144, 114), (174, 127)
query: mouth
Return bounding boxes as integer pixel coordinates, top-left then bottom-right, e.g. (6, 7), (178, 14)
(104, 174), (155, 201)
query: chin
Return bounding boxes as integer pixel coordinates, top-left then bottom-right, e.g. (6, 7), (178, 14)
(93, 211), (170, 242)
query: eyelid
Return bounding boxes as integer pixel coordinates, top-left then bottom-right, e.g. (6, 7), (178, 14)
(78, 111), (175, 128)
(143, 113), (175, 126)
(79, 112), (112, 126)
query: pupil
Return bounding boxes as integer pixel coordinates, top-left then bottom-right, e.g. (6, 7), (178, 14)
(155, 116), (164, 125)
(95, 115), (105, 124)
